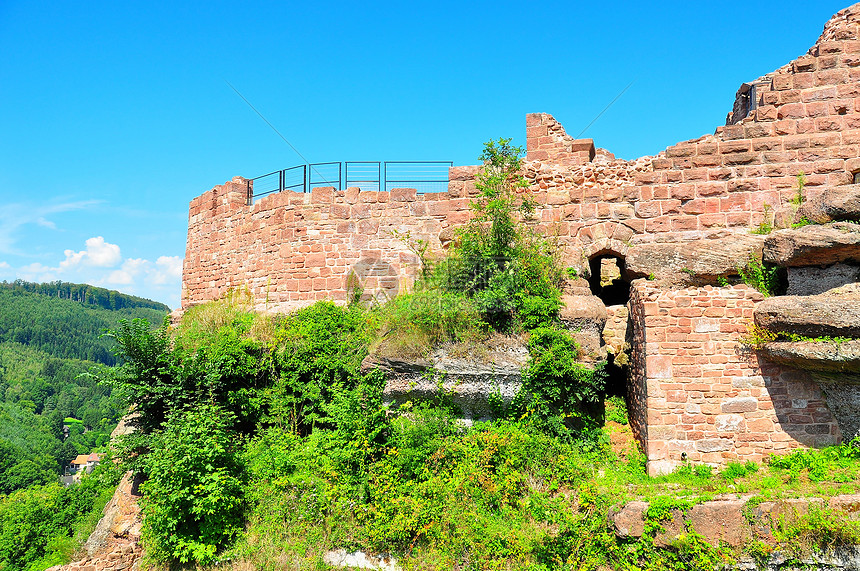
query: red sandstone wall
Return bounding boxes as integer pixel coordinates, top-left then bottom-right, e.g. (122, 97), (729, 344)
(628, 282), (841, 476)
(183, 5), (860, 311)
(182, 179), (476, 312)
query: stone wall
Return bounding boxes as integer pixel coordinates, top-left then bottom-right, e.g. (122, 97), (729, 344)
(628, 281), (841, 476)
(184, 4), (860, 310)
(180, 4), (860, 472)
(182, 181), (475, 313)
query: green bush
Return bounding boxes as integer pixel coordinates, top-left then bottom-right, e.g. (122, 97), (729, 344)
(0, 459), (121, 571)
(509, 327), (607, 435)
(439, 138), (564, 331)
(738, 254), (781, 297)
(139, 406), (246, 565)
(267, 301), (374, 433)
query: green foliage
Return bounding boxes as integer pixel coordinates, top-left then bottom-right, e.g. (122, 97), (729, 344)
(752, 203), (774, 235)
(790, 171), (807, 206)
(791, 216), (812, 228)
(268, 301), (374, 433)
(738, 254), (781, 297)
(439, 138), (564, 331)
(140, 406), (246, 565)
(371, 289), (486, 360)
(721, 460), (759, 481)
(88, 295), (860, 570)
(604, 395), (628, 425)
(773, 504), (860, 556)
(768, 442), (860, 482)
(321, 371), (390, 480)
(0, 460), (121, 571)
(741, 322), (852, 350)
(99, 317), (174, 435)
(506, 328), (607, 435)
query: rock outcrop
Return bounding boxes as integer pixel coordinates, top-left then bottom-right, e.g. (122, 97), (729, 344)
(798, 183), (860, 224)
(754, 284), (860, 338)
(763, 222), (860, 267)
(611, 494), (860, 548)
(47, 472), (143, 571)
(364, 338), (530, 420)
(560, 294), (607, 358)
(625, 234), (765, 285)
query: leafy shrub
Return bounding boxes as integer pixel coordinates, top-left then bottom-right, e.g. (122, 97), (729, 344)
(0, 460), (121, 571)
(738, 254), (781, 297)
(140, 405), (246, 565)
(439, 138), (564, 331)
(722, 460), (758, 481)
(267, 301), (374, 433)
(322, 371), (390, 480)
(510, 327), (607, 434)
(604, 395), (628, 425)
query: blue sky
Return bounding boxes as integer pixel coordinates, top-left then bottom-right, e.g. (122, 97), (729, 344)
(0, 0), (850, 309)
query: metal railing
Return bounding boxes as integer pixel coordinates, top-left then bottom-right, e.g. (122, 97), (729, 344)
(246, 161), (453, 204)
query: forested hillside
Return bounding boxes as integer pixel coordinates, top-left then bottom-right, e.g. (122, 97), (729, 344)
(0, 282), (168, 494)
(0, 282), (168, 365)
(0, 282), (167, 570)
(0, 280), (169, 312)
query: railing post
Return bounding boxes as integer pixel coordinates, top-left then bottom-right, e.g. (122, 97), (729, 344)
(279, 170), (284, 193)
(246, 180), (252, 205)
(303, 164), (308, 193)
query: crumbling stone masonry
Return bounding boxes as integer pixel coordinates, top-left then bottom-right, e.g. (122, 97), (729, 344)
(183, 4), (860, 474)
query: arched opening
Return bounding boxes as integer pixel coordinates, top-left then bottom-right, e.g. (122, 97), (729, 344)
(588, 253), (631, 306)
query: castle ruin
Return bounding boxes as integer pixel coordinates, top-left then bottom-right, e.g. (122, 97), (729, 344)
(183, 5), (860, 475)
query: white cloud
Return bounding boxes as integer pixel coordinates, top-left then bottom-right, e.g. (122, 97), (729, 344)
(154, 256), (182, 283)
(60, 236), (122, 270)
(0, 200), (100, 255)
(5, 237), (182, 309)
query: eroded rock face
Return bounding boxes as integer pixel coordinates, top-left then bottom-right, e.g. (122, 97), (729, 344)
(786, 264), (860, 296)
(763, 222), (860, 267)
(798, 183), (860, 224)
(560, 294), (607, 359)
(758, 340), (860, 375)
(754, 286), (860, 338)
(821, 384), (860, 441)
(364, 338), (530, 421)
(625, 234), (765, 285)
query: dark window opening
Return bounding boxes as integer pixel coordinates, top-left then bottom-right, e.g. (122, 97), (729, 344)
(853, 170), (860, 184)
(588, 255), (631, 306)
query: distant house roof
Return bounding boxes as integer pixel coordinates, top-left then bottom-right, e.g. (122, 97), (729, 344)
(72, 454), (90, 465)
(87, 453), (102, 462)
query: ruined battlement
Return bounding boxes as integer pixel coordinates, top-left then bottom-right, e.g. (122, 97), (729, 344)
(182, 4), (860, 474)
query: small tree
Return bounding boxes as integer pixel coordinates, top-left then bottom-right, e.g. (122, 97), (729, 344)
(446, 138), (563, 330)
